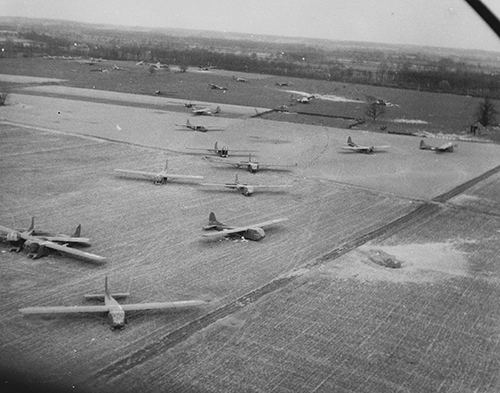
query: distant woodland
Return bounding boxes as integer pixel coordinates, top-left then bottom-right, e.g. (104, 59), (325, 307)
(1, 17), (500, 98)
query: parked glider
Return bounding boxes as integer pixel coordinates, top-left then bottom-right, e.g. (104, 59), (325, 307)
(175, 119), (224, 133)
(149, 61), (168, 70)
(202, 212), (287, 241)
(192, 106), (221, 116)
(204, 154), (297, 173)
(114, 160), (203, 184)
(0, 218), (105, 263)
(19, 277), (206, 329)
(233, 76), (248, 82)
(186, 141), (256, 158)
(208, 83), (228, 91)
(419, 140), (456, 153)
(200, 174), (292, 196)
(15, 217), (85, 241)
(341, 136), (390, 154)
(296, 95), (314, 103)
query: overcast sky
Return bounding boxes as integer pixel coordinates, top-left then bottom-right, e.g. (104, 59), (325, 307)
(2, 0), (499, 51)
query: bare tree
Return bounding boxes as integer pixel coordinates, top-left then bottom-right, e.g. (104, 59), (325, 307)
(476, 97), (497, 126)
(365, 101), (386, 121)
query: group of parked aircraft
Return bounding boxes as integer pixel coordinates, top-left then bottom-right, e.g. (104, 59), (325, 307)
(2, 213), (287, 328)
(114, 157), (294, 187)
(341, 136), (456, 154)
(2, 84), (458, 329)
(0, 217), (105, 263)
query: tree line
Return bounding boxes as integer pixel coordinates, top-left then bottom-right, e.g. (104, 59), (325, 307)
(9, 30), (500, 99)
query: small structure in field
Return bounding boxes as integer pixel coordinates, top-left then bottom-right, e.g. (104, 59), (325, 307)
(367, 249), (401, 269)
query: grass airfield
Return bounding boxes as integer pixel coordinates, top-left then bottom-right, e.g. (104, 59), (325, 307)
(2, 57), (500, 136)
(0, 71), (499, 393)
(3, 90), (499, 199)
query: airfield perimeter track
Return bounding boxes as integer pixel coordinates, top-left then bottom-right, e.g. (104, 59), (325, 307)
(90, 163), (500, 383)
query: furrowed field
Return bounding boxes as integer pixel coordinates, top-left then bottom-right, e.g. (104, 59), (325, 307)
(0, 63), (499, 392)
(0, 123), (417, 391)
(113, 206), (500, 393)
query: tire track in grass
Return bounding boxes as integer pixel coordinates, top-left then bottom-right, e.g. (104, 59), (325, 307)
(90, 164), (500, 383)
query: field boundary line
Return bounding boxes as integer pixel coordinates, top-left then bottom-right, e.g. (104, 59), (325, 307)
(444, 203), (500, 218)
(432, 164), (500, 203)
(262, 108), (358, 121)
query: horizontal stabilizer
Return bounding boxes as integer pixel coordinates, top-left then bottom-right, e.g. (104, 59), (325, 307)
(84, 292), (130, 300)
(44, 236), (91, 246)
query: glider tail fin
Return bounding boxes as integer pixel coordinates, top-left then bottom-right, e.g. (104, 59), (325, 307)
(84, 277), (129, 302)
(72, 224), (81, 238)
(28, 217), (35, 232)
(203, 212), (226, 230)
(105, 276), (109, 296)
(208, 212), (224, 226)
(208, 212), (218, 226)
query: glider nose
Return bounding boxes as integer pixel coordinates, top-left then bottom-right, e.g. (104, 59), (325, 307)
(108, 308), (126, 329)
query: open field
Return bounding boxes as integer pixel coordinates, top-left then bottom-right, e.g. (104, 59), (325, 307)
(1, 57), (499, 136)
(0, 77), (500, 392)
(448, 172), (500, 217)
(0, 121), (417, 392)
(2, 91), (500, 199)
(119, 207), (500, 393)
(93, 195), (500, 392)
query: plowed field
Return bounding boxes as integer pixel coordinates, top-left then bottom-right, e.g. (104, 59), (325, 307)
(0, 84), (499, 393)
